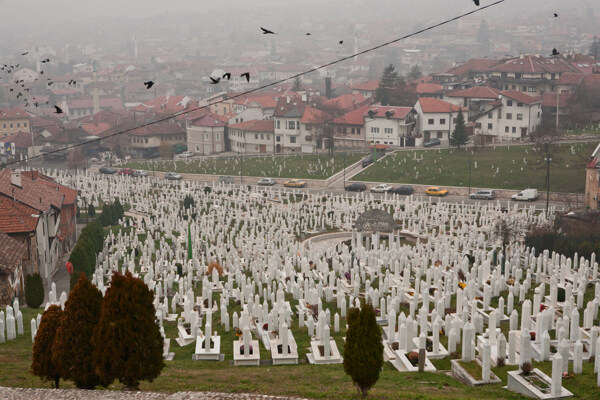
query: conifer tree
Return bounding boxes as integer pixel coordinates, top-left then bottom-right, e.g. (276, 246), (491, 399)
(31, 305), (63, 388)
(449, 108), (469, 149)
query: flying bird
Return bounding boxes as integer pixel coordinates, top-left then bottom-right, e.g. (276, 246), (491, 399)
(306, 33), (311, 36)
(553, 13), (558, 17)
(339, 40), (344, 45)
(16, 93), (22, 98)
(143, 80), (155, 89)
(550, 48), (560, 56)
(21, 51), (28, 55)
(260, 27), (276, 34)
(54, 105), (63, 114)
(240, 72), (250, 82)
(222, 72), (231, 80)
(14, 64), (19, 68)
(40, 70), (44, 74)
(41, 58), (50, 63)
(9, 88), (13, 92)
(209, 76), (221, 84)
(48, 81), (54, 86)
(473, 0), (480, 5)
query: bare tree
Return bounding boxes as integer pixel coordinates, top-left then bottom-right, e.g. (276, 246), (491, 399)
(159, 141), (173, 160)
(529, 128), (562, 215)
(66, 148), (87, 170)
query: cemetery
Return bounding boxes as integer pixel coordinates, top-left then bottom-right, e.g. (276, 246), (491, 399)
(1, 169), (599, 399)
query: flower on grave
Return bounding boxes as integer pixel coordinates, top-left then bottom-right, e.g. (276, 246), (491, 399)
(344, 272), (351, 281)
(529, 331), (536, 341)
(374, 308), (380, 316)
(263, 323), (269, 331)
(475, 296), (483, 301)
(539, 304), (546, 312)
(458, 282), (466, 290)
(439, 327), (445, 336)
(507, 278), (515, 286)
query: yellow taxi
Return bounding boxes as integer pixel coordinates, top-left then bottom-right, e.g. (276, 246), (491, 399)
(425, 186), (449, 196)
(283, 179), (307, 188)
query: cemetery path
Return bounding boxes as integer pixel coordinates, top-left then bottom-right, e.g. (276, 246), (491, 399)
(0, 387), (310, 400)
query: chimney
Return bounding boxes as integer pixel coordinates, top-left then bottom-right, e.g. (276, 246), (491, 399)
(520, 54), (524, 60)
(10, 171), (22, 188)
(301, 94), (307, 102)
(325, 77), (332, 99)
(286, 96), (290, 104)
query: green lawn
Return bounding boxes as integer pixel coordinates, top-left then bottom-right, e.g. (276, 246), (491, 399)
(122, 153), (365, 180)
(353, 142), (597, 193)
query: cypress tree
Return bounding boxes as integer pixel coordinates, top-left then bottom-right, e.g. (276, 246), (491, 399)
(25, 273), (44, 308)
(30, 305), (63, 388)
(91, 272), (165, 389)
(343, 302), (383, 397)
(99, 203), (111, 226)
(52, 274), (102, 389)
(449, 108), (469, 149)
(87, 203), (96, 217)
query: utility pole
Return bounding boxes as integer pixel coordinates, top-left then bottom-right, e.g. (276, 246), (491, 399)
(468, 151), (472, 195)
(545, 144), (551, 217)
(343, 153), (347, 189)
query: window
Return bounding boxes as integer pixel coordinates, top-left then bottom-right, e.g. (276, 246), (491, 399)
(517, 102), (523, 107)
(428, 119), (434, 125)
(384, 128), (393, 134)
(512, 127), (516, 133)
(289, 121), (295, 130)
(145, 138), (148, 143)
(290, 136), (296, 143)
(205, 133), (209, 140)
(255, 133), (258, 139)
(505, 126), (509, 133)
(517, 114), (523, 120)
(488, 123), (493, 129)
(196, 145), (200, 151)
(370, 127), (379, 133)
(440, 119), (446, 125)
(276, 120), (280, 129)
(276, 136), (281, 142)
(528, 87), (536, 92)
(356, 128), (360, 134)
(488, 112), (493, 118)
(506, 113), (512, 120)
(216, 133), (220, 141)
(10, 123), (13, 128)
(235, 118), (238, 123)
(261, 134), (264, 140)
(463, 98), (468, 107)
(2, 124), (5, 129)
(507, 100), (513, 106)
(16, 123), (20, 128)
(437, 132), (443, 138)
(351, 128), (355, 134)
(297, 121), (300, 130)
(267, 135), (270, 140)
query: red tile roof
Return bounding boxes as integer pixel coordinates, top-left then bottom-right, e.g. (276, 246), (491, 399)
(0, 131), (38, 148)
(446, 86), (500, 99)
(190, 113), (227, 128)
(445, 59), (501, 76)
(0, 107), (30, 120)
(489, 55), (575, 74)
(229, 119), (274, 133)
(324, 93), (367, 111)
(0, 169), (64, 212)
(129, 121), (185, 137)
(333, 104), (371, 126)
(300, 106), (330, 124)
(499, 90), (541, 105)
(351, 79), (379, 91)
(540, 93), (573, 108)
(0, 196), (38, 234)
(418, 98), (462, 113)
(363, 106), (413, 120)
(273, 96), (306, 118)
(130, 95), (196, 114)
(416, 83), (443, 94)
(0, 230), (26, 275)
(36, 178), (78, 205)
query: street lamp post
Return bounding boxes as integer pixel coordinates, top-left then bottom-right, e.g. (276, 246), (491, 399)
(343, 153), (347, 189)
(239, 151), (243, 183)
(468, 152), (472, 196)
(545, 151), (551, 217)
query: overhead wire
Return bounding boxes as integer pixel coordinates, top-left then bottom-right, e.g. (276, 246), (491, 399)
(0, 0), (505, 169)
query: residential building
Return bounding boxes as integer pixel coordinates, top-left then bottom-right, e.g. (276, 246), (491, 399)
(585, 143), (600, 209)
(62, 97), (124, 119)
(186, 113), (226, 155)
(12, 67), (39, 83)
(0, 108), (31, 138)
(0, 231), (26, 306)
(228, 120), (274, 154)
(444, 86), (501, 117)
(414, 98), (462, 144)
(351, 79), (379, 99)
(332, 104), (370, 149)
(127, 121), (186, 158)
(364, 106), (417, 147)
(0, 130), (40, 159)
(273, 96), (305, 153)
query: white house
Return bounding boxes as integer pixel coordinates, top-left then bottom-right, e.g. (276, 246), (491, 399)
(187, 113), (226, 155)
(444, 86), (501, 118)
(228, 120), (274, 154)
(273, 96), (306, 153)
(364, 106), (416, 146)
(414, 98), (462, 144)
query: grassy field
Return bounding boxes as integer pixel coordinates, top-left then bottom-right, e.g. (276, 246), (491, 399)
(352, 142), (597, 193)
(121, 153), (365, 180)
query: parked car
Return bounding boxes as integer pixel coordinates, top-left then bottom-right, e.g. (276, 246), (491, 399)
(390, 185), (414, 195)
(118, 168), (134, 176)
(424, 138), (441, 148)
(361, 157), (373, 168)
(370, 184), (393, 193)
(176, 151), (194, 159)
(345, 183), (367, 192)
(425, 186), (448, 196)
(283, 179), (307, 188)
(257, 178), (276, 186)
(165, 172), (182, 180)
(99, 166), (117, 174)
(469, 189), (496, 200)
(511, 188), (538, 202)
(133, 169), (148, 177)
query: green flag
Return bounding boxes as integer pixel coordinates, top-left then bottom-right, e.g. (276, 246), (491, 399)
(187, 223), (193, 261)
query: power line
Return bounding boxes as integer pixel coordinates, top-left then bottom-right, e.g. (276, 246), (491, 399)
(0, 0), (505, 169)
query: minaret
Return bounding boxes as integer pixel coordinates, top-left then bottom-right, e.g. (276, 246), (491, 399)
(92, 61), (99, 114)
(133, 36), (138, 59)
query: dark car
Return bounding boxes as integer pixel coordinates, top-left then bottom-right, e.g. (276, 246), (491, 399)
(424, 138), (441, 148)
(390, 185), (414, 195)
(345, 183), (366, 192)
(361, 157), (373, 168)
(99, 166), (117, 174)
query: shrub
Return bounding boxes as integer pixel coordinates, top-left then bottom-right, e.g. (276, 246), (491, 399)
(557, 287), (566, 303)
(183, 194), (195, 211)
(497, 356), (506, 367)
(69, 241), (94, 278)
(521, 362), (532, 375)
(204, 186), (212, 194)
(52, 274), (103, 389)
(87, 203), (96, 217)
(343, 302), (383, 397)
(99, 204), (111, 226)
(91, 272), (165, 389)
(25, 273), (44, 308)
(30, 305), (63, 388)
(207, 261), (223, 277)
(113, 198), (124, 221)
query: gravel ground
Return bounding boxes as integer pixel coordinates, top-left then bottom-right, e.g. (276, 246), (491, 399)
(0, 388), (309, 400)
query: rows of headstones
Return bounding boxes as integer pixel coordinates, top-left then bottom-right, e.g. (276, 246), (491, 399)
(3, 169), (597, 396)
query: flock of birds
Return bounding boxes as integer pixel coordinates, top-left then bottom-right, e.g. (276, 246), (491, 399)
(1, 2), (563, 120)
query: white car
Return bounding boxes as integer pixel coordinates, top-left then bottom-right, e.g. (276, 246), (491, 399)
(370, 184), (393, 193)
(165, 172), (182, 180)
(257, 178), (276, 186)
(133, 169), (148, 177)
(177, 151), (194, 159)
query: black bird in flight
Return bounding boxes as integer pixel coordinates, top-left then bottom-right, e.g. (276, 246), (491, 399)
(41, 58), (50, 63)
(21, 51), (28, 55)
(144, 80), (155, 89)
(261, 27), (276, 34)
(210, 76), (221, 84)
(9, 88), (13, 92)
(550, 48), (560, 56)
(16, 93), (22, 98)
(554, 13), (558, 17)
(222, 72), (231, 80)
(54, 105), (63, 114)
(339, 40), (344, 45)
(15, 64), (19, 68)
(24, 88), (30, 92)
(240, 72), (250, 82)
(473, 0), (479, 5)
(40, 70), (44, 74)
(306, 33), (311, 36)
(48, 81), (54, 86)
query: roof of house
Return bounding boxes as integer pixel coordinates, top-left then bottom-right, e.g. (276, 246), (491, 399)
(300, 106), (330, 124)
(351, 79), (380, 91)
(228, 119), (274, 133)
(417, 98), (462, 113)
(130, 95), (195, 114)
(416, 83), (443, 94)
(0, 169), (64, 212)
(324, 93), (367, 111)
(0, 230), (26, 275)
(0, 131), (38, 148)
(540, 93), (573, 108)
(0, 195), (39, 234)
(190, 113), (227, 128)
(364, 105), (413, 120)
(35, 178), (78, 205)
(556, 72), (585, 86)
(273, 96), (306, 118)
(66, 97), (124, 110)
(446, 86), (501, 99)
(489, 55), (575, 74)
(445, 58), (501, 76)
(0, 107), (30, 120)
(129, 121), (185, 137)
(333, 104), (371, 126)
(499, 90), (541, 105)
